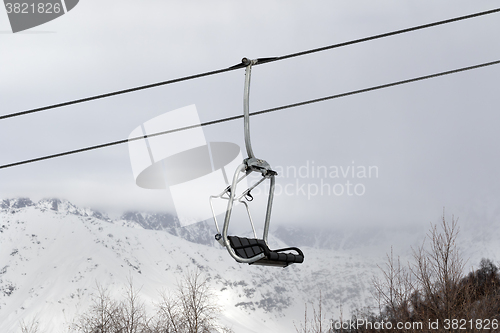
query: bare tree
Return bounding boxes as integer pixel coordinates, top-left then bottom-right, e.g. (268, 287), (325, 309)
(19, 315), (42, 333)
(372, 247), (414, 324)
(179, 270), (219, 333)
(117, 276), (150, 333)
(73, 283), (121, 333)
(410, 214), (465, 321)
(295, 292), (332, 333)
(156, 269), (232, 333)
(155, 290), (183, 332)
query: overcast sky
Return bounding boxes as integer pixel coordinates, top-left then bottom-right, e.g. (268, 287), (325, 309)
(1, 1), (500, 235)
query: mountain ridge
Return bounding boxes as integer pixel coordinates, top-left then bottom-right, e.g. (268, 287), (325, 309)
(0, 197), (379, 333)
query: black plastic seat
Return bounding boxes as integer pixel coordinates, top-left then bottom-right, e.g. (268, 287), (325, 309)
(228, 236), (304, 267)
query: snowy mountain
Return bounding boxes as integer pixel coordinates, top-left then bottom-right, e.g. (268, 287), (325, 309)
(0, 198), (381, 333)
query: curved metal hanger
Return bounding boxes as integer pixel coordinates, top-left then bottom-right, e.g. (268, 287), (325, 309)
(210, 58), (277, 263)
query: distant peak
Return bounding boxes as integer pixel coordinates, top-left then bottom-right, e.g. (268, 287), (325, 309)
(1, 197), (34, 210)
(0, 197), (110, 221)
(37, 198), (63, 211)
(120, 211), (180, 230)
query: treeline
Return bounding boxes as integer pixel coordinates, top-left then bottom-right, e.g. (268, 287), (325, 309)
(20, 270), (233, 333)
(349, 259), (500, 333)
(73, 270), (233, 333)
(297, 216), (500, 333)
(358, 216), (500, 333)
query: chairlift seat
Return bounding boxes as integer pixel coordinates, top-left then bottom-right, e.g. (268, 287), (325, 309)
(228, 236), (304, 267)
(209, 58), (305, 267)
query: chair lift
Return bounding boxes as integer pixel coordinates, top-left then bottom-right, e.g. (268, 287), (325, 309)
(209, 58), (304, 268)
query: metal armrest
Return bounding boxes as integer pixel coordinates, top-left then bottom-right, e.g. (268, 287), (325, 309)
(272, 247), (304, 257)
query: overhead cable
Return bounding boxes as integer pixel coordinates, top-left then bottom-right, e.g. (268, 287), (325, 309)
(1, 58), (499, 170)
(1, 7), (499, 121)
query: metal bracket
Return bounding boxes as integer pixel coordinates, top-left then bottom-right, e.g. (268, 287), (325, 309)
(245, 157), (275, 175)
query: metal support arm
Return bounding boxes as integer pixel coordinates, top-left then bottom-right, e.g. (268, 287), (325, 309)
(243, 58), (258, 160)
(209, 57), (278, 264)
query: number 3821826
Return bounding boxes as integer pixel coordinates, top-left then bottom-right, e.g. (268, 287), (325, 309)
(5, 3), (62, 14)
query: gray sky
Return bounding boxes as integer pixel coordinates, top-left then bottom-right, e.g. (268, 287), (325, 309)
(1, 1), (500, 233)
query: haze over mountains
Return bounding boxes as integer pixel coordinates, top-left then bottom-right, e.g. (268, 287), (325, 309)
(0, 198), (498, 332)
(0, 198), (381, 333)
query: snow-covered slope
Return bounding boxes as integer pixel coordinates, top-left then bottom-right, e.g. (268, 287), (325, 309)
(0, 198), (380, 333)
